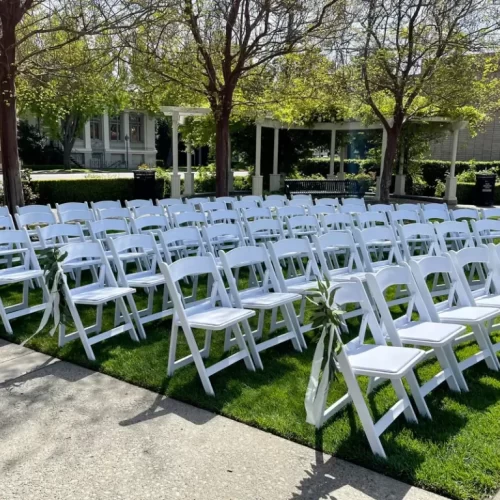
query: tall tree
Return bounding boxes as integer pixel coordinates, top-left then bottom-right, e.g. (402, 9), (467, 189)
(344, 0), (500, 203)
(0, 0), (151, 211)
(128, 0), (346, 195)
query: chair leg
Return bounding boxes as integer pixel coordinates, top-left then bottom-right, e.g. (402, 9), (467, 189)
(167, 322), (179, 376)
(67, 301), (96, 361)
(281, 305), (302, 352)
(116, 297), (140, 342)
(443, 344), (469, 392)
(0, 297), (13, 334)
(405, 371), (432, 420)
(233, 322), (259, 370)
(202, 330), (212, 358)
(434, 346), (460, 392)
(125, 295), (147, 340)
(474, 324), (499, 371)
(390, 378), (418, 424)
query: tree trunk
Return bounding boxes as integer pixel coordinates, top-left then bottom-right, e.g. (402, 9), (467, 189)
(379, 127), (399, 204)
(0, 74), (24, 212)
(214, 111), (229, 196)
(61, 114), (80, 169)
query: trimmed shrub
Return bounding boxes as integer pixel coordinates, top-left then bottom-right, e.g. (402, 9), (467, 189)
(295, 157), (378, 178)
(456, 182), (500, 205)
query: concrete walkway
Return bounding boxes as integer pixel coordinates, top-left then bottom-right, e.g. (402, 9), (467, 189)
(0, 339), (446, 500)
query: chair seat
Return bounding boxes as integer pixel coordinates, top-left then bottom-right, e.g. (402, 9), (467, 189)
(0, 268), (43, 284)
(438, 306), (500, 324)
(475, 295), (500, 308)
(397, 321), (465, 346)
(327, 270), (366, 282)
(287, 281), (320, 295)
(71, 286), (136, 305)
(348, 344), (424, 377)
(181, 306), (255, 330)
(127, 272), (165, 288)
(240, 291), (301, 309)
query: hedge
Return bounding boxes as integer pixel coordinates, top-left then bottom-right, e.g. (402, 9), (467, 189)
(456, 182), (500, 205)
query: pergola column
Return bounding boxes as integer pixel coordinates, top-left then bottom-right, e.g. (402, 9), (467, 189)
(337, 145), (346, 180)
(327, 129), (336, 179)
(171, 111), (181, 198)
(83, 121), (92, 168)
(394, 148), (406, 196)
(253, 123), (263, 195)
(444, 124), (461, 204)
(102, 111), (110, 166)
(269, 127), (281, 192)
(184, 142), (194, 196)
(376, 128), (388, 198)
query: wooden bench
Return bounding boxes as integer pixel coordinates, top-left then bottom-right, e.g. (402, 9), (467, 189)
(284, 179), (362, 199)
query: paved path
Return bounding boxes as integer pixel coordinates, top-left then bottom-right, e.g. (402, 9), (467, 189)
(0, 339), (446, 500)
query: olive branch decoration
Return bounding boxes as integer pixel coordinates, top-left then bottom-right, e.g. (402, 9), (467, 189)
(304, 278), (345, 426)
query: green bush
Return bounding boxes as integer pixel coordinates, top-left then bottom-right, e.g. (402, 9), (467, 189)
(194, 164), (216, 193)
(295, 157), (378, 178)
(24, 164), (68, 171)
(456, 182), (500, 205)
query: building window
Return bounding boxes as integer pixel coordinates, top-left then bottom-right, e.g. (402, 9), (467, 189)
(90, 117), (101, 140)
(110, 115), (121, 141)
(129, 113), (143, 143)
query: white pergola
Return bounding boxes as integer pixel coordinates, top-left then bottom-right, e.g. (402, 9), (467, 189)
(255, 117), (467, 202)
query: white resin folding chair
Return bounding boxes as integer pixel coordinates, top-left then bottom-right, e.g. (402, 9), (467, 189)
(97, 207), (132, 221)
(242, 207), (272, 222)
(201, 201), (226, 214)
(410, 255), (500, 372)
(15, 211), (57, 249)
(0, 215), (14, 229)
(173, 211), (208, 228)
(87, 219), (130, 243)
(366, 264), (468, 394)
(37, 223), (85, 249)
(165, 203), (195, 225)
(16, 204), (52, 216)
(306, 279), (429, 458)
(240, 195), (263, 205)
(0, 230), (49, 334)
(59, 209), (96, 224)
(215, 196), (237, 208)
(156, 198), (183, 209)
(308, 205), (335, 217)
(267, 238), (323, 330)
(397, 223), (441, 261)
(320, 212), (354, 232)
(0, 206), (9, 217)
(202, 223), (246, 263)
(125, 199), (153, 209)
(425, 202), (448, 210)
(266, 194), (287, 202)
(56, 241), (145, 361)
(291, 194), (313, 204)
(208, 209), (241, 225)
(132, 205), (165, 218)
(160, 254), (259, 396)
(481, 208), (500, 220)
(368, 203), (394, 214)
(288, 198), (312, 208)
(131, 214), (170, 235)
(450, 208), (479, 222)
(472, 219), (500, 245)
(435, 220), (475, 252)
(244, 219), (285, 245)
(185, 197), (211, 209)
(91, 201), (121, 215)
(342, 198), (366, 207)
(354, 226), (403, 272)
(420, 207), (450, 224)
(285, 215), (321, 241)
(396, 203), (420, 212)
(339, 203), (366, 214)
(261, 199), (286, 209)
(277, 206), (305, 219)
(109, 234), (172, 326)
(233, 199), (259, 212)
(354, 211), (388, 229)
(315, 197), (339, 208)
(159, 226), (205, 262)
(388, 210), (421, 226)
(220, 245), (306, 353)
(56, 202), (90, 221)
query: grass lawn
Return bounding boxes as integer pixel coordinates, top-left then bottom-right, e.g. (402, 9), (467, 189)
(2, 279), (500, 500)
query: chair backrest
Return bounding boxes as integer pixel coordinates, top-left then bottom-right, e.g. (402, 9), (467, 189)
(185, 197), (211, 207)
(409, 255), (468, 318)
(131, 214), (170, 234)
(165, 203), (195, 223)
(396, 203), (420, 212)
(420, 207), (450, 223)
(159, 227), (205, 262)
(397, 223), (441, 260)
(240, 195), (262, 204)
(133, 205), (165, 218)
(37, 223), (85, 249)
(56, 202), (89, 215)
(0, 215), (14, 229)
(215, 196), (237, 208)
(233, 199), (259, 211)
(315, 197), (339, 207)
(91, 201), (121, 212)
(209, 209), (241, 225)
(320, 212), (354, 232)
(59, 209), (96, 224)
(285, 215), (320, 240)
(338, 204), (367, 214)
(450, 208), (479, 221)
(307, 205), (335, 217)
(288, 198), (312, 208)
(424, 202), (447, 210)
(481, 208), (500, 220)
(434, 220), (474, 252)
(242, 207), (272, 222)
(388, 210), (420, 226)
(16, 204), (52, 216)
(267, 237), (322, 292)
(98, 207), (132, 220)
(313, 231), (364, 279)
(472, 219), (500, 245)
(0, 230), (39, 270)
(353, 226), (403, 271)
(342, 198), (365, 207)
(125, 199), (153, 209)
(0, 206), (10, 217)
(156, 198), (182, 208)
(276, 206), (305, 218)
(265, 194), (287, 202)
(87, 219), (130, 242)
(354, 211), (388, 229)
(261, 199), (286, 209)
(366, 263), (432, 337)
(290, 194), (313, 203)
(368, 203), (394, 213)
(202, 222), (246, 255)
(15, 211), (57, 229)
(201, 201), (226, 213)
(174, 211), (207, 228)
(245, 219), (285, 245)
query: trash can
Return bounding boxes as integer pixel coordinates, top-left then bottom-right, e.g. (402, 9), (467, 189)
(133, 170), (156, 199)
(475, 173), (496, 206)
